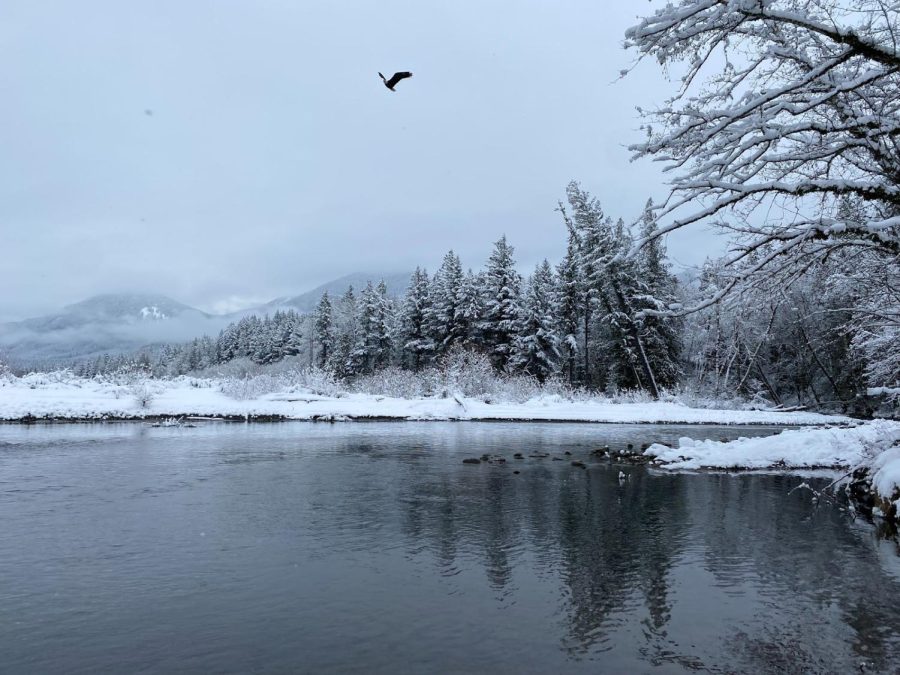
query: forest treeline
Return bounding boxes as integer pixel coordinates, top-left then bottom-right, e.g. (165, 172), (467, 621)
(71, 183), (888, 414)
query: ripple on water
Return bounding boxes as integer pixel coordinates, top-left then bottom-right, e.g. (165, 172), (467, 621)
(0, 421), (898, 674)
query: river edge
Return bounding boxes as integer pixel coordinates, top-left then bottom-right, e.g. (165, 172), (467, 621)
(0, 412), (857, 425)
(4, 412), (895, 527)
(640, 420), (900, 528)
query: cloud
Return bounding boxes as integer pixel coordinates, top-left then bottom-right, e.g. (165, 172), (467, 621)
(1, 0), (717, 321)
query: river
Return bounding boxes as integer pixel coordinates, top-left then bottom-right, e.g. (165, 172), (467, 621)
(2, 422), (899, 673)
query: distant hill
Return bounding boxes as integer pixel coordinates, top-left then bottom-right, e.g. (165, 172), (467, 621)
(19, 293), (210, 332)
(0, 293), (224, 367)
(264, 272), (411, 313)
(0, 275), (412, 367)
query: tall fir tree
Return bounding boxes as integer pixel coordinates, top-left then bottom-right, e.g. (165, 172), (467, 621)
(480, 235), (522, 371)
(314, 292), (334, 368)
(555, 226), (582, 384)
(455, 270), (484, 349)
(511, 260), (561, 381)
(633, 199), (682, 389)
(400, 268), (434, 371)
(428, 250), (464, 354)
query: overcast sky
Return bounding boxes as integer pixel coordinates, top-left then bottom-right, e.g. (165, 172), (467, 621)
(1, 0), (720, 322)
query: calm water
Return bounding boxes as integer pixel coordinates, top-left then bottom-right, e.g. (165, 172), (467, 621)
(2, 422), (899, 674)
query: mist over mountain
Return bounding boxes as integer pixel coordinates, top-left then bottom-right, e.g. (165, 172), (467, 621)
(0, 275), (411, 367)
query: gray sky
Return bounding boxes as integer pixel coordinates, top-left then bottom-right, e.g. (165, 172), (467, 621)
(1, 0), (718, 322)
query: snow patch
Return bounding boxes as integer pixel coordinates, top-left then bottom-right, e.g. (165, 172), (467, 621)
(645, 420), (900, 472)
(139, 306), (168, 320)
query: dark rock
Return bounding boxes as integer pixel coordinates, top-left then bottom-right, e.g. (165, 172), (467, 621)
(626, 443), (634, 451)
(571, 460), (586, 469)
(552, 456), (563, 461)
(564, 451), (572, 456)
(513, 470), (520, 475)
(462, 458), (481, 464)
(513, 453), (524, 459)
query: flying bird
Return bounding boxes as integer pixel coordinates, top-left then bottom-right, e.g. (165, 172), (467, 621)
(379, 71), (413, 92)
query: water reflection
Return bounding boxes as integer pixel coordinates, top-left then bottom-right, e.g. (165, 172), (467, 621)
(1, 422), (899, 673)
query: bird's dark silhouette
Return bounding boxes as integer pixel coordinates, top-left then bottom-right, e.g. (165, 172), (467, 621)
(379, 71), (413, 91)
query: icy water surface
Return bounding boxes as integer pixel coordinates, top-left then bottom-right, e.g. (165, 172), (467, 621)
(2, 422), (900, 674)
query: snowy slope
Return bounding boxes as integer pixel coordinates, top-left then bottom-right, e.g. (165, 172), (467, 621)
(263, 272), (411, 313)
(0, 294), (221, 366)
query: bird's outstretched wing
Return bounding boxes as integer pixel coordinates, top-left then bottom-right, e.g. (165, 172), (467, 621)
(386, 71), (413, 88)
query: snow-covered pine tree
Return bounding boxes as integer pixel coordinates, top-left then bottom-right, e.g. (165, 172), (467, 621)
(632, 199), (682, 390)
(400, 267), (433, 371)
(285, 311), (305, 358)
(563, 183), (664, 396)
(510, 260), (561, 381)
(427, 250), (464, 354)
(555, 225), (582, 385)
(559, 183), (603, 387)
(329, 286), (360, 378)
(455, 269), (484, 349)
(480, 235), (522, 371)
(355, 281), (389, 374)
(314, 292), (334, 368)
(375, 280), (393, 369)
(251, 315), (279, 364)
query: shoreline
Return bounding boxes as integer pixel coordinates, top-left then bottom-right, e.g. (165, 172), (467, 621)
(0, 412), (854, 426)
(0, 378), (854, 426)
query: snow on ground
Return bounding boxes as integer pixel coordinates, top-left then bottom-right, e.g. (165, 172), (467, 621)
(645, 420), (900, 470)
(645, 420), (900, 504)
(0, 375), (852, 426)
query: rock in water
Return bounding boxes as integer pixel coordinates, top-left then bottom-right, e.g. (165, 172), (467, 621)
(462, 458), (481, 464)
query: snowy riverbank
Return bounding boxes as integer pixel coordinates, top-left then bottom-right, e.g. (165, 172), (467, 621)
(645, 420), (900, 520)
(0, 374), (852, 426)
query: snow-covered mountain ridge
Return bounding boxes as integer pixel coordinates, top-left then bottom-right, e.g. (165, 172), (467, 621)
(0, 274), (409, 367)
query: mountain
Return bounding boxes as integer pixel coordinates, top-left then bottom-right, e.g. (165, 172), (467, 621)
(0, 274), (413, 368)
(19, 293), (210, 332)
(0, 293), (227, 367)
(264, 272), (411, 313)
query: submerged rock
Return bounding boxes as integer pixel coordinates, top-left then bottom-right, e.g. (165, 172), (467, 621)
(462, 458), (481, 465)
(513, 453), (524, 459)
(571, 460), (586, 469)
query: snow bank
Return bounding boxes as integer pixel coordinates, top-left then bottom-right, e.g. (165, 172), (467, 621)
(0, 375), (853, 426)
(645, 419), (900, 473)
(870, 446), (900, 507)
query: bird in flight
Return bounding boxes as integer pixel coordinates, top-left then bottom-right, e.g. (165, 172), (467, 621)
(378, 71), (413, 92)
